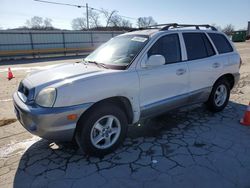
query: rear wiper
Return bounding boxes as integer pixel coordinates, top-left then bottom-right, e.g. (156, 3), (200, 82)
(86, 60), (110, 69)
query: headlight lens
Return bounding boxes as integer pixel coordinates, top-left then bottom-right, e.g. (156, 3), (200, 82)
(35, 88), (57, 107)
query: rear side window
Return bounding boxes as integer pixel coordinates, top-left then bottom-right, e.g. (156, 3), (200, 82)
(148, 34), (181, 64)
(208, 33), (233, 54)
(183, 33), (215, 61)
(203, 34), (215, 56)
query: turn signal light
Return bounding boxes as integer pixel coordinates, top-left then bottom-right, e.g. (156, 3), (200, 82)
(67, 114), (77, 120)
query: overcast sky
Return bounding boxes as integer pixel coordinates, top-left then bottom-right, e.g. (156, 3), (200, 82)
(0, 0), (249, 30)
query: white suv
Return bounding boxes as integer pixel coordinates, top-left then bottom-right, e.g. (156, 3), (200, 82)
(13, 24), (241, 156)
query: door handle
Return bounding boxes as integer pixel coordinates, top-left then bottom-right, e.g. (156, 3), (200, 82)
(212, 62), (220, 68)
(176, 68), (186, 76)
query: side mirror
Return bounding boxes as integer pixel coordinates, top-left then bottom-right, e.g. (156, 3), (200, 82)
(145, 55), (165, 67)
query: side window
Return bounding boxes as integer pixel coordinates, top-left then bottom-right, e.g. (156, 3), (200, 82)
(183, 33), (215, 61)
(148, 34), (181, 64)
(202, 34), (215, 56)
(208, 33), (233, 54)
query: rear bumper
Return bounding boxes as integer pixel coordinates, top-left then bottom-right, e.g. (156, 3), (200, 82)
(13, 92), (93, 142)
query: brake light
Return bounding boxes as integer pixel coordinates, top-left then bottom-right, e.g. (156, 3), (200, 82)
(239, 57), (242, 69)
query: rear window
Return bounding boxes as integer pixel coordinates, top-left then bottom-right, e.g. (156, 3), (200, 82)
(183, 33), (215, 61)
(208, 33), (233, 54)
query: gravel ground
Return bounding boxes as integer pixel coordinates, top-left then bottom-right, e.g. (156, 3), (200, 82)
(0, 42), (250, 188)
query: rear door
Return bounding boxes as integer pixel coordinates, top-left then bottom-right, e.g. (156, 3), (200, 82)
(182, 32), (222, 103)
(207, 33), (239, 74)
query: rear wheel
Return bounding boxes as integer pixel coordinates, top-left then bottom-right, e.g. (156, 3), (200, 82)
(206, 79), (230, 112)
(75, 103), (128, 156)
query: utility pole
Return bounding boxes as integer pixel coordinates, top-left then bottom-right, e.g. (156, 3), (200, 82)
(86, 3), (89, 30)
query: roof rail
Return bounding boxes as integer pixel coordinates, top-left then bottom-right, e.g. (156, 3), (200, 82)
(137, 23), (178, 30)
(160, 24), (217, 31)
(139, 23), (217, 31)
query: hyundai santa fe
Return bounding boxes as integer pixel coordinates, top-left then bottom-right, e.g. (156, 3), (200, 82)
(13, 23), (241, 156)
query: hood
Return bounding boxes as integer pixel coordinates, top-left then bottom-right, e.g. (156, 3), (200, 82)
(24, 62), (109, 88)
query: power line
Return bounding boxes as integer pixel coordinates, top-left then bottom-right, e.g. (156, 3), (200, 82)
(34, 0), (85, 8)
(34, 0), (137, 28)
(34, 0), (91, 28)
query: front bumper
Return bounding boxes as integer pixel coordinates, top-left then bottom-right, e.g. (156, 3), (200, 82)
(13, 92), (93, 142)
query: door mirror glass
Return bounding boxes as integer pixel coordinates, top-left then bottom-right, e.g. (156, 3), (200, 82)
(145, 55), (165, 67)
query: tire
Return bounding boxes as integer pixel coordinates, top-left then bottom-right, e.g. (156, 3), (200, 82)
(75, 103), (128, 156)
(206, 79), (230, 112)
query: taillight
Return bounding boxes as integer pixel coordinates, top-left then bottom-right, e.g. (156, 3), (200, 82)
(239, 57), (242, 69)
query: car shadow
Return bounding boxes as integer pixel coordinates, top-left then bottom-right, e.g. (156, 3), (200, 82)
(13, 101), (247, 188)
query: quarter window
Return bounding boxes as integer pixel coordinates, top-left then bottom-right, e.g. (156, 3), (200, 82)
(202, 34), (215, 56)
(148, 34), (181, 64)
(183, 33), (215, 61)
(208, 33), (233, 54)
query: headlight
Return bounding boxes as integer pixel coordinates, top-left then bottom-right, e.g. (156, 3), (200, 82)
(35, 88), (57, 107)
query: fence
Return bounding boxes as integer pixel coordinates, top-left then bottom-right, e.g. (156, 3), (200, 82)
(0, 30), (124, 60)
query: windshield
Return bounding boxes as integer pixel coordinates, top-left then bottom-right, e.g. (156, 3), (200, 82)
(85, 35), (148, 67)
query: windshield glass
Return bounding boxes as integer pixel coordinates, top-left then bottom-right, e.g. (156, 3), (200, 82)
(85, 35), (148, 67)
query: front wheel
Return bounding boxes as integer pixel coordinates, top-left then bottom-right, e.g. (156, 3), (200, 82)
(205, 79), (230, 112)
(75, 104), (128, 156)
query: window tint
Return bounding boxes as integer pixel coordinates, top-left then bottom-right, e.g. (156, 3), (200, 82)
(148, 34), (181, 64)
(202, 34), (215, 56)
(208, 33), (233, 54)
(183, 33), (215, 61)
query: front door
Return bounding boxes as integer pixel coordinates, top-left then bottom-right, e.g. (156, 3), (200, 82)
(137, 33), (189, 118)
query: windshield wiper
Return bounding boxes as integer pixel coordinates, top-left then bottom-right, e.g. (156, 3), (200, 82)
(85, 60), (110, 69)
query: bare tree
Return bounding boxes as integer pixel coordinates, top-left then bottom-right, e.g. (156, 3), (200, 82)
(43, 18), (53, 28)
(222, 24), (235, 35)
(101, 10), (132, 28)
(101, 9), (118, 27)
(72, 10), (101, 30)
(72, 9), (132, 30)
(109, 16), (132, 28)
(25, 16), (43, 29)
(25, 16), (54, 29)
(109, 14), (122, 27)
(71, 17), (87, 30)
(88, 9), (101, 28)
(120, 19), (132, 28)
(137, 17), (157, 28)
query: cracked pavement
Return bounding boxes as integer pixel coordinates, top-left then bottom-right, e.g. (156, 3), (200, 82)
(0, 42), (250, 188)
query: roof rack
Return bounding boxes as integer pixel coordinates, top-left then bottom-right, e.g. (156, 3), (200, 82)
(137, 23), (176, 30)
(139, 23), (217, 31)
